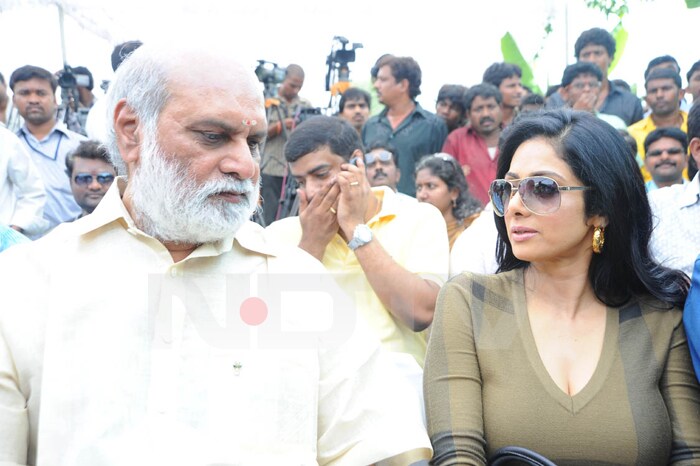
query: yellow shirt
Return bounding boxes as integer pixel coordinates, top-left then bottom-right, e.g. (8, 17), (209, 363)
(627, 111), (688, 182)
(0, 179), (432, 465)
(266, 186), (449, 367)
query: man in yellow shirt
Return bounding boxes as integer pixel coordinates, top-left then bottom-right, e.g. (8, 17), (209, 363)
(628, 68), (688, 181)
(266, 116), (449, 366)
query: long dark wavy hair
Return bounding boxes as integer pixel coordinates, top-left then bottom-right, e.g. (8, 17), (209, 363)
(415, 153), (482, 221)
(494, 109), (689, 309)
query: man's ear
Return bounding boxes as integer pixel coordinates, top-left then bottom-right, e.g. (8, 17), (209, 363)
(113, 99), (142, 167)
(690, 137), (700, 168)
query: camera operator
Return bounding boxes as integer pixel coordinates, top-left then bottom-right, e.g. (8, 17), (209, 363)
(261, 64), (313, 226)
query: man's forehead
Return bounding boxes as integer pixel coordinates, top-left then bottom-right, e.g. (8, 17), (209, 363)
(646, 78), (677, 90)
(571, 73), (599, 82)
(14, 78), (52, 90)
(580, 44), (606, 52)
(650, 137), (684, 149)
(471, 95), (498, 106)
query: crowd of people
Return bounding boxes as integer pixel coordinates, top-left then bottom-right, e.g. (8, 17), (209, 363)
(0, 25), (699, 465)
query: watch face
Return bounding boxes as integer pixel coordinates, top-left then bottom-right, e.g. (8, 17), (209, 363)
(357, 225), (372, 242)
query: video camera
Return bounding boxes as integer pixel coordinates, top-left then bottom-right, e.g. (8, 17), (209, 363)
(255, 60), (286, 98)
(325, 36), (362, 92)
(56, 65), (91, 89)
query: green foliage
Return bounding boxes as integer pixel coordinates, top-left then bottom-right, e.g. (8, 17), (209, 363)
(686, 0), (700, 7)
(585, 0), (630, 18)
(609, 22), (628, 73)
(500, 32), (542, 95)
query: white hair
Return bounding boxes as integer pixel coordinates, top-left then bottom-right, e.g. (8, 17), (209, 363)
(104, 44), (171, 177)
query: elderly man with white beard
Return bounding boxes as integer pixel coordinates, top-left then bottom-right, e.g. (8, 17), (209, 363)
(0, 42), (432, 465)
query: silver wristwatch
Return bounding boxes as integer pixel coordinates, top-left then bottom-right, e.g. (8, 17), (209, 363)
(348, 224), (373, 250)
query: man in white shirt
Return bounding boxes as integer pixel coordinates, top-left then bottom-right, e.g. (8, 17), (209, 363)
(0, 125), (48, 236)
(649, 101), (700, 278)
(0, 41), (430, 465)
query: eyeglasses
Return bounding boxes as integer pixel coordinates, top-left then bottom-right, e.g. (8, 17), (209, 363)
(73, 172), (115, 186)
(570, 81), (601, 91)
(646, 147), (685, 157)
(365, 150), (393, 165)
(489, 176), (591, 216)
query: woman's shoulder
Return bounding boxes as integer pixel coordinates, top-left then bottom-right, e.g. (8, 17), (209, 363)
(444, 269), (523, 305)
(618, 295), (683, 328)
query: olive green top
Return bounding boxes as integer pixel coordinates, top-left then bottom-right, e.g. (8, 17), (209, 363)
(424, 269), (700, 465)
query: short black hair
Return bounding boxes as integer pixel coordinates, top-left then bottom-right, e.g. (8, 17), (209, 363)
(339, 87), (371, 112)
(644, 55), (680, 79)
(482, 62), (522, 88)
(561, 62), (602, 87)
(9, 65), (57, 92)
(574, 28), (616, 60)
(437, 84), (468, 113)
(72, 66), (94, 90)
(520, 93), (545, 109)
(464, 83), (502, 111)
(111, 40), (143, 72)
(380, 56), (423, 99)
(687, 60), (700, 83)
(285, 64), (305, 80)
(617, 129), (638, 160)
(370, 54), (394, 80)
(65, 140), (113, 176)
(644, 68), (682, 90)
(284, 116), (363, 163)
(643, 127), (688, 154)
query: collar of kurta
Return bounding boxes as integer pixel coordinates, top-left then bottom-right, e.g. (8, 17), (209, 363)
(72, 176), (280, 258)
(680, 173), (700, 209)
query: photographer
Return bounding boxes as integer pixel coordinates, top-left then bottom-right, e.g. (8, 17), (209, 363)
(261, 64), (313, 226)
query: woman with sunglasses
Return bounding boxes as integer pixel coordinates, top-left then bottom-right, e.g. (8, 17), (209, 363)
(415, 153), (482, 250)
(424, 110), (700, 465)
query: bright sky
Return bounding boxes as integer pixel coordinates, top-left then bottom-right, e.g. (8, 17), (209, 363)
(1, 0), (698, 111)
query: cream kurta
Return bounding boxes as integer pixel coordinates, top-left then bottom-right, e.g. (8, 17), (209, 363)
(0, 179), (431, 465)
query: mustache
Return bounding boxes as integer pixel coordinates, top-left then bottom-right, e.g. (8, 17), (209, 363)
(373, 169), (387, 179)
(479, 117), (495, 125)
(655, 161), (677, 168)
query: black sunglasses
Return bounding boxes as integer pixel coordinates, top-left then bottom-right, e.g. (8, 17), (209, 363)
(489, 176), (591, 216)
(73, 172), (115, 186)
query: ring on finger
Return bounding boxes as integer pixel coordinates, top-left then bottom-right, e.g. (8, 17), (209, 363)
(350, 181), (360, 186)
(329, 207), (337, 214)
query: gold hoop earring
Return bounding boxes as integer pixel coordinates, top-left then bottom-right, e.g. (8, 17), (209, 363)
(592, 226), (605, 254)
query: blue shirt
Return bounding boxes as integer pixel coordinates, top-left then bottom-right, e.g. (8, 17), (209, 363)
(0, 224), (29, 253)
(17, 123), (85, 230)
(684, 254), (700, 380)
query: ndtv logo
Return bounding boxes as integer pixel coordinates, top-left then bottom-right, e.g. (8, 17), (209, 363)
(148, 272), (357, 350)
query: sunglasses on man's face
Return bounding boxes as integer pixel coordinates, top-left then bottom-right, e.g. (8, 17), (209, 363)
(364, 150), (393, 165)
(489, 176), (591, 217)
(646, 147), (685, 157)
(73, 172), (115, 186)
